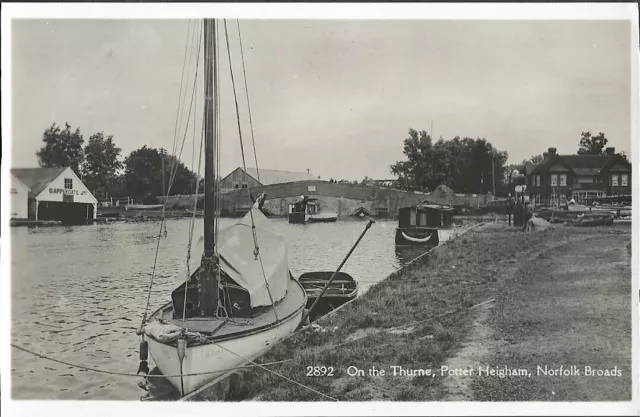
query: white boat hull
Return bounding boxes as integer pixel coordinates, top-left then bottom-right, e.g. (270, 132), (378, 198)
(147, 305), (304, 396)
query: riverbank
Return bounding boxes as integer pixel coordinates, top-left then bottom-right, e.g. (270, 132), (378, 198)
(187, 222), (631, 401)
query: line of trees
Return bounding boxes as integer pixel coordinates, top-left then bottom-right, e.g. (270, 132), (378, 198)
(390, 128), (627, 197)
(36, 122), (198, 200)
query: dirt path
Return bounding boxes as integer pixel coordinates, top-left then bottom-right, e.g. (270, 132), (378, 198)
(442, 228), (632, 401)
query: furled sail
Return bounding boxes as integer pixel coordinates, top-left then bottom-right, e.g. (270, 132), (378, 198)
(215, 206), (289, 307)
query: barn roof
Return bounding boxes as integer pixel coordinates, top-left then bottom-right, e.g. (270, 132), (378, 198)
(228, 167), (319, 185)
(11, 167), (68, 197)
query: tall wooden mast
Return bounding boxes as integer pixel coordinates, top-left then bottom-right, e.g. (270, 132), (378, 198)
(203, 19), (216, 257)
(199, 18), (218, 316)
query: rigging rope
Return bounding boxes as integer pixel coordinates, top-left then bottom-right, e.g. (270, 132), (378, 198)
(182, 40), (207, 324)
(222, 19), (278, 324)
(140, 20), (203, 328)
(10, 343), (289, 379)
(236, 19), (260, 183)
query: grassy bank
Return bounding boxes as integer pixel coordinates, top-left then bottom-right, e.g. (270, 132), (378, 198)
(188, 223), (631, 402)
(470, 227), (632, 401)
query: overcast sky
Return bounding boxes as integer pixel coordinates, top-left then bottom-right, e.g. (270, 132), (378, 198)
(11, 19), (631, 181)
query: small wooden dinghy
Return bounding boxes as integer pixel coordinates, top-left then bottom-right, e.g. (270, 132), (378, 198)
(299, 272), (358, 321)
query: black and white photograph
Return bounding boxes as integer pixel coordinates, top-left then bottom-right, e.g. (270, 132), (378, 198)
(1, 3), (638, 416)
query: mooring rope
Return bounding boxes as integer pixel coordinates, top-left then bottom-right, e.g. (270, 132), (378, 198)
(213, 341), (339, 401)
(10, 343), (289, 379)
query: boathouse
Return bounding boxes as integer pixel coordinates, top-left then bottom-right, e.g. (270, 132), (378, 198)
(10, 174), (31, 219)
(10, 167), (98, 224)
(220, 167), (319, 190)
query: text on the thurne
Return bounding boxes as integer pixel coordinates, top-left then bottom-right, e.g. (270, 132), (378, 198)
(49, 188), (88, 196)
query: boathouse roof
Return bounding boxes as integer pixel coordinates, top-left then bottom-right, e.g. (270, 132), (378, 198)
(11, 167), (68, 197)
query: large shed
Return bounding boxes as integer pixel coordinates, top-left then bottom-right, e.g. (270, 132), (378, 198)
(11, 167), (98, 224)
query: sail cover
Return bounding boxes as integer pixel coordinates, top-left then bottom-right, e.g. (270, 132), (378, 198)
(216, 206), (289, 307)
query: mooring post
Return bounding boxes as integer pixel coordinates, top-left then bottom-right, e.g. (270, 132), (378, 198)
(298, 219), (375, 329)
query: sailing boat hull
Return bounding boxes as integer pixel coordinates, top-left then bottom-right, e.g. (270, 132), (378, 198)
(147, 309), (303, 396)
(146, 279), (306, 397)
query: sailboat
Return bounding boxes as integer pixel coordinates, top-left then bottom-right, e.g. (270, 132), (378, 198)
(138, 19), (307, 397)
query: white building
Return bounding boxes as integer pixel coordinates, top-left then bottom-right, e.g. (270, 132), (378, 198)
(10, 167), (98, 223)
(10, 174), (31, 219)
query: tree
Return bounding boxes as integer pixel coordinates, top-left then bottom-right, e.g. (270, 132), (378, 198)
(36, 122), (85, 174)
(390, 129), (509, 194)
(578, 131), (608, 155)
(529, 154), (543, 165)
(123, 146), (197, 198)
(81, 132), (123, 198)
(620, 150), (630, 163)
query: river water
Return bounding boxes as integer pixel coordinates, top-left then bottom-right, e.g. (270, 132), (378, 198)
(10, 217), (442, 400)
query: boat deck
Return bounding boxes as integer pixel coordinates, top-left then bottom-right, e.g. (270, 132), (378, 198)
(160, 279), (306, 337)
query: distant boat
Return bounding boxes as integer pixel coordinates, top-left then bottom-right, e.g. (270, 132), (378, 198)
(395, 203), (455, 246)
(126, 204), (164, 211)
(299, 271), (358, 321)
(288, 197), (337, 223)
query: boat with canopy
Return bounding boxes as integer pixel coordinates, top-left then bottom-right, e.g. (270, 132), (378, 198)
(136, 18), (307, 397)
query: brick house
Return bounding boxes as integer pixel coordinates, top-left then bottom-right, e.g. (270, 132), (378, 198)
(526, 147), (631, 205)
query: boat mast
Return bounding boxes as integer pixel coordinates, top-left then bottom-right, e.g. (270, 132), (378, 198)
(199, 18), (219, 317)
(203, 18), (216, 258)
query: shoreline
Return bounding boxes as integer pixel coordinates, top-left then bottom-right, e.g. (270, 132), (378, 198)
(183, 222), (631, 402)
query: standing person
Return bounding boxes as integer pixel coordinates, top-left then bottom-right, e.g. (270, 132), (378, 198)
(522, 202), (533, 231)
(506, 195), (514, 226)
(514, 197), (524, 227)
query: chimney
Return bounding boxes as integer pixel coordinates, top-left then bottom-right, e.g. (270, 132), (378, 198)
(548, 147), (557, 156)
(543, 152), (549, 161)
(605, 147), (615, 156)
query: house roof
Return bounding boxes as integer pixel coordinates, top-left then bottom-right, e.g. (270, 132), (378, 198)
(531, 153), (618, 176)
(230, 167), (318, 186)
(11, 167), (68, 197)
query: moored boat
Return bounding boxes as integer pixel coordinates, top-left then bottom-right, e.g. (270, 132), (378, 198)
(126, 204), (164, 210)
(137, 19), (307, 398)
(288, 196), (337, 223)
(395, 203), (455, 246)
(299, 271), (358, 320)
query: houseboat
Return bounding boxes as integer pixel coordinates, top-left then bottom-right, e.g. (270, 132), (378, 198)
(395, 203), (455, 246)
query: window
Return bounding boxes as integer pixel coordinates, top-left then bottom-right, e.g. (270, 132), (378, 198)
(241, 182), (248, 189)
(559, 174), (567, 186)
(233, 182), (239, 189)
(409, 210), (416, 226)
(611, 175), (618, 187)
(535, 175), (540, 187)
(621, 174), (628, 186)
(64, 178), (73, 189)
(419, 212), (426, 226)
(550, 174), (557, 186)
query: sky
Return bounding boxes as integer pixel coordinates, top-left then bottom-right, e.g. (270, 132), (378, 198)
(11, 19), (632, 181)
